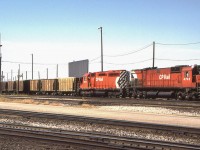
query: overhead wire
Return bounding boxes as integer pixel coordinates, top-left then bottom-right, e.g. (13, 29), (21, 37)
(2, 60), (62, 66)
(92, 58), (152, 65)
(89, 56), (101, 62)
(155, 58), (200, 61)
(2, 40), (200, 72)
(104, 43), (153, 57)
(156, 41), (200, 46)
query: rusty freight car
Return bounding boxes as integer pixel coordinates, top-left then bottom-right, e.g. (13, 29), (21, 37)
(40, 79), (57, 95)
(57, 77), (79, 95)
(0, 82), (7, 93)
(7, 81), (14, 93)
(24, 80), (41, 94)
(14, 80), (24, 93)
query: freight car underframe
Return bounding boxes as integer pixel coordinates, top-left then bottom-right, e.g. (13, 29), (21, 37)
(127, 86), (200, 100)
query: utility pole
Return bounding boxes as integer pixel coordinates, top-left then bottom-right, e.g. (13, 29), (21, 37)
(11, 70), (13, 81)
(0, 33), (2, 94)
(18, 64), (20, 94)
(38, 71), (40, 79)
(1, 71), (3, 82)
(31, 54), (33, 79)
(26, 71), (27, 80)
(47, 68), (48, 79)
(98, 27), (103, 72)
(153, 41), (155, 68)
(56, 64), (58, 78)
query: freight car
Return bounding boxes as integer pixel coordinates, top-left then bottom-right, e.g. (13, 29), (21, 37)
(57, 77), (79, 95)
(24, 80), (41, 94)
(23, 77), (78, 95)
(127, 65), (200, 100)
(40, 79), (57, 95)
(1, 82), (7, 93)
(14, 80), (24, 93)
(7, 81), (14, 94)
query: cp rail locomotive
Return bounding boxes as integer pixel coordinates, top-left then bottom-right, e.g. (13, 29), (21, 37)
(1, 64), (200, 100)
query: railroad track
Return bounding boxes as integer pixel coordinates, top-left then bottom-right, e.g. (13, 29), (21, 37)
(0, 122), (199, 150)
(0, 108), (199, 139)
(3, 95), (200, 109)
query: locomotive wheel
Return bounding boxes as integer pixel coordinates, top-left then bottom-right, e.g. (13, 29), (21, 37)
(142, 92), (147, 99)
(126, 88), (130, 98)
(132, 92), (137, 99)
(177, 92), (185, 100)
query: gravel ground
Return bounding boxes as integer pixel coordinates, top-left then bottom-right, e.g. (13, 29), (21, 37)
(0, 134), (80, 150)
(1, 96), (200, 117)
(97, 105), (200, 117)
(0, 115), (199, 146)
(0, 96), (199, 148)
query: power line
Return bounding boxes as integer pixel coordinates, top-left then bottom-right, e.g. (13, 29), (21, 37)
(92, 58), (152, 65)
(2, 60), (64, 66)
(156, 41), (200, 46)
(156, 58), (200, 61)
(89, 56), (101, 62)
(104, 43), (152, 57)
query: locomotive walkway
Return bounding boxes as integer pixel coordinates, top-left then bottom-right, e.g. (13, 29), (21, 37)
(0, 102), (199, 128)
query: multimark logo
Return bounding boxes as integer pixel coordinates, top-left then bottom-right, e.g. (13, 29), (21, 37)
(159, 74), (170, 80)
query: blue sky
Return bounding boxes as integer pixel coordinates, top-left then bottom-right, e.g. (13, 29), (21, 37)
(0, 0), (200, 80)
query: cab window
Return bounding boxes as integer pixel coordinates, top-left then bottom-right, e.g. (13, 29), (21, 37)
(108, 73), (120, 77)
(83, 76), (87, 81)
(99, 73), (106, 76)
(91, 73), (95, 77)
(184, 71), (189, 78)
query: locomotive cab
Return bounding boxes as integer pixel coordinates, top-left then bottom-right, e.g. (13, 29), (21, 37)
(193, 65), (200, 92)
(80, 73), (91, 89)
(192, 65), (200, 83)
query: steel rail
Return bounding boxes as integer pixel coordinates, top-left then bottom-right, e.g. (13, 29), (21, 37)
(0, 123), (199, 150)
(0, 108), (199, 137)
(3, 95), (200, 109)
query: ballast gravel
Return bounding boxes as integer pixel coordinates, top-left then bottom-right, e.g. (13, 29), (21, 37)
(97, 105), (200, 117)
(0, 97), (200, 148)
(0, 114), (199, 146)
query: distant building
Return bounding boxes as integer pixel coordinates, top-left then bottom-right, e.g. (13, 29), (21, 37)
(68, 59), (89, 77)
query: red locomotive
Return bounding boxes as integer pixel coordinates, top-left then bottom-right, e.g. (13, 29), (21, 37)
(79, 64), (200, 99)
(128, 65), (200, 100)
(79, 70), (129, 97)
